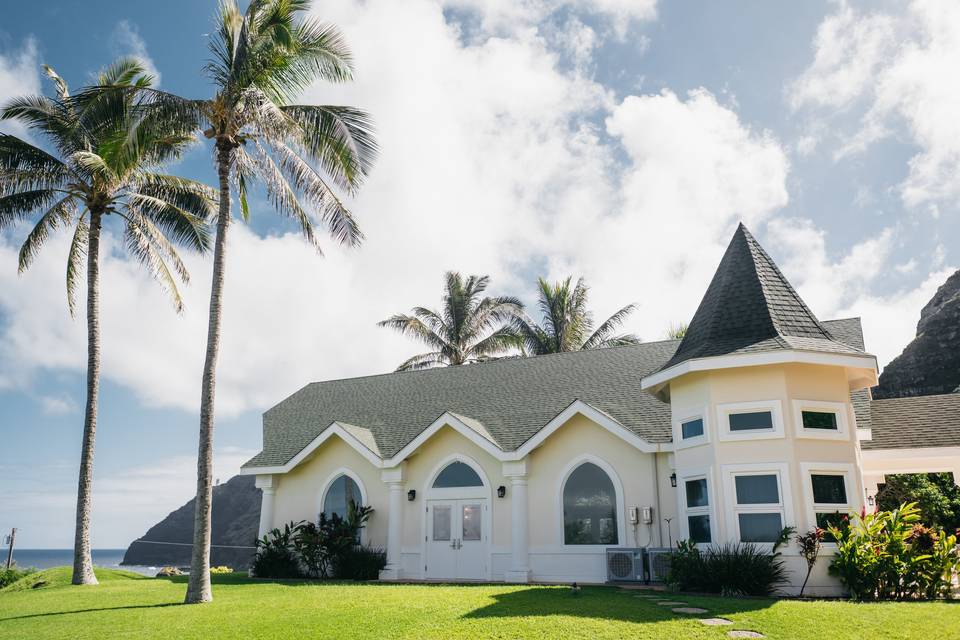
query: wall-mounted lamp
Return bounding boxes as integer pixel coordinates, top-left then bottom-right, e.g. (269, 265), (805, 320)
(867, 495), (875, 506)
(407, 489), (416, 502)
(497, 485), (506, 498)
(669, 473), (677, 488)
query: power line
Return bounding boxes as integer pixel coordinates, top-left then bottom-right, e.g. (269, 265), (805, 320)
(129, 540), (255, 550)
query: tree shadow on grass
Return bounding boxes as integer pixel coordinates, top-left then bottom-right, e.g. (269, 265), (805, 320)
(463, 586), (776, 624)
(0, 602), (181, 623)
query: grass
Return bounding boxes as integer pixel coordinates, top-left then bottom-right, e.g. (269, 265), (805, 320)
(0, 568), (957, 639)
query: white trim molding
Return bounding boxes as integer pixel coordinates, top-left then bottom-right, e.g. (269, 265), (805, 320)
(240, 421), (382, 475)
(716, 400), (785, 442)
(676, 466), (716, 546)
(791, 400), (851, 441)
(556, 454), (627, 550)
(721, 462), (795, 550)
(641, 350), (879, 398)
(424, 453), (491, 500)
(673, 406), (710, 450)
(389, 412), (504, 465)
(514, 400), (661, 456)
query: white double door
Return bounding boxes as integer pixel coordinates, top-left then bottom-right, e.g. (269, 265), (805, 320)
(425, 499), (487, 580)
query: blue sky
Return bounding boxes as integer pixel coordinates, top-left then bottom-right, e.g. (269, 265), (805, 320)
(1, 0), (957, 548)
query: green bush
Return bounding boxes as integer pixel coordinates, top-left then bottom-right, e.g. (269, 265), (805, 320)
(667, 528), (792, 596)
(876, 473), (960, 532)
(829, 502), (960, 600)
(295, 502), (372, 579)
(333, 546), (386, 580)
(251, 521), (304, 579)
(0, 565), (36, 588)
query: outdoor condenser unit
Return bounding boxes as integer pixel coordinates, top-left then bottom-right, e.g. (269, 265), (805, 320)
(644, 547), (673, 583)
(605, 548), (644, 582)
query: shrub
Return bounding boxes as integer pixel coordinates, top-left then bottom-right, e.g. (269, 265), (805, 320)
(333, 546), (386, 580)
(155, 566), (182, 577)
(295, 502), (374, 579)
(210, 566), (233, 574)
(251, 521), (305, 579)
(667, 528), (792, 596)
(0, 565), (36, 588)
(876, 473), (960, 532)
(829, 502), (960, 600)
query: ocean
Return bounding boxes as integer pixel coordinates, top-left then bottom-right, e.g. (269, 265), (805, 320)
(6, 549), (160, 576)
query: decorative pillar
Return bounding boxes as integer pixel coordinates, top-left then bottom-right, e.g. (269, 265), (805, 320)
(504, 459), (530, 583)
(255, 475), (277, 538)
(379, 465), (406, 580)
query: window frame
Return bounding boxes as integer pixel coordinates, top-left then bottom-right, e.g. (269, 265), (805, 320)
(556, 455), (625, 549)
(791, 400), (851, 441)
(673, 406), (710, 449)
(722, 462), (794, 549)
(319, 468), (368, 543)
(799, 462), (857, 548)
(677, 467), (715, 547)
(716, 400), (785, 442)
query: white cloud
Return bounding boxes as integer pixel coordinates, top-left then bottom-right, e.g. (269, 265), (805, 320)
(790, 0), (960, 208)
(0, 39), (42, 137)
(443, 0), (656, 38)
(38, 394), (78, 416)
(111, 20), (161, 85)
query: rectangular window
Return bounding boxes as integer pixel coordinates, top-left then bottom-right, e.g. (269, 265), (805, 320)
(811, 474), (847, 504)
(432, 506), (451, 541)
(461, 504), (481, 541)
(683, 476), (712, 544)
(802, 411), (838, 430)
(735, 474), (780, 504)
(731, 470), (785, 544)
(737, 513), (784, 543)
(681, 418), (704, 440)
(729, 411), (773, 431)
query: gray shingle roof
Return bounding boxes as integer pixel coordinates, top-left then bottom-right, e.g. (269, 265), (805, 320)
(660, 224), (863, 373)
(863, 393), (960, 450)
(244, 317), (870, 469)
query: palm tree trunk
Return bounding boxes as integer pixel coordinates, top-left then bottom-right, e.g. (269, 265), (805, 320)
(72, 211), (102, 586)
(185, 146), (232, 604)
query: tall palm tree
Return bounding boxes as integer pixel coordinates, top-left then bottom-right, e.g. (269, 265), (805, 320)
(379, 272), (523, 370)
(0, 59), (215, 586)
(142, 0), (377, 603)
(514, 277), (640, 355)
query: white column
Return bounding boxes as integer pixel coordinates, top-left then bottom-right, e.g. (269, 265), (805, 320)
(255, 475), (277, 538)
(379, 465), (405, 580)
(504, 459), (530, 583)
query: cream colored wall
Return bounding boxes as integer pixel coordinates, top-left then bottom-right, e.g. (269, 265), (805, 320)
(270, 435), (388, 547)
(670, 363), (865, 545)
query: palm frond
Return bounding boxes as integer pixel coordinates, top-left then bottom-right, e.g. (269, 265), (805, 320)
(582, 303), (639, 350)
(121, 217), (186, 312)
(18, 196), (76, 272)
(395, 351), (445, 372)
(66, 218), (89, 317)
(377, 314), (449, 352)
(0, 190), (63, 229)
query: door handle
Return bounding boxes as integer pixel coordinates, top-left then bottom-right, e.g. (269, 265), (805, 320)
(457, 539), (462, 550)
(450, 539), (457, 549)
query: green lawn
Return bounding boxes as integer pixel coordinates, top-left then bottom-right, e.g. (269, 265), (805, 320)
(0, 568), (957, 639)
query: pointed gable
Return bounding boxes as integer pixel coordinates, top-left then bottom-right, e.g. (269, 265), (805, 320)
(660, 223), (861, 372)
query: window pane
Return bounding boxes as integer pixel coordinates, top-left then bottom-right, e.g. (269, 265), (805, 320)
(815, 511), (847, 542)
(688, 515), (711, 544)
(802, 411), (838, 430)
(432, 506), (451, 541)
(462, 504), (481, 541)
(735, 474), (779, 504)
(563, 463), (618, 545)
(738, 513), (783, 542)
(685, 478), (709, 508)
(323, 475), (360, 519)
(811, 474), (847, 504)
(681, 418), (704, 439)
(729, 411), (773, 431)
(433, 461), (484, 488)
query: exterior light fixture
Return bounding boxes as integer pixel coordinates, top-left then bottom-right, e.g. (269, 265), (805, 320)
(670, 473), (677, 488)
(497, 485), (506, 498)
(407, 489), (416, 502)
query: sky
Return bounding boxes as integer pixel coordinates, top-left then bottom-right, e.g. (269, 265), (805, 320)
(0, 0), (958, 549)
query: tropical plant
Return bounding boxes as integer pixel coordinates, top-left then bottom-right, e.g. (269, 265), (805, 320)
(667, 528), (793, 596)
(666, 321), (687, 340)
(876, 473), (960, 532)
(513, 277), (639, 355)
(295, 501), (374, 578)
(251, 521), (304, 579)
(0, 59), (214, 586)
(829, 502), (960, 600)
(0, 565), (36, 588)
(796, 527), (825, 597)
(379, 272), (522, 370)
(137, 0), (377, 602)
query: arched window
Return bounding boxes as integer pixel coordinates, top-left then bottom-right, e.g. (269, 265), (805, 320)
(323, 474), (361, 519)
(563, 462), (618, 545)
(433, 461), (484, 488)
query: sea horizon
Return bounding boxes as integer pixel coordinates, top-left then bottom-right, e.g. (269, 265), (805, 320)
(6, 548), (162, 576)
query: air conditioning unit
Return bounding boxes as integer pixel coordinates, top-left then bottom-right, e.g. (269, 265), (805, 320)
(644, 547), (673, 583)
(606, 548), (644, 582)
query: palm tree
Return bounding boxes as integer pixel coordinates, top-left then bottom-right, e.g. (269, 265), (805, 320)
(379, 272), (523, 370)
(513, 277), (640, 355)
(0, 60), (215, 586)
(140, 0), (377, 603)
(666, 321), (688, 340)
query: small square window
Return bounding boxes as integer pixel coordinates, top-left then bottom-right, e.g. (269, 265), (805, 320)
(681, 418), (705, 439)
(738, 513), (783, 542)
(811, 474), (847, 504)
(802, 411), (838, 430)
(687, 515), (711, 543)
(729, 411), (773, 431)
(735, 474), (780, 505)
(685, 478), (709, 508)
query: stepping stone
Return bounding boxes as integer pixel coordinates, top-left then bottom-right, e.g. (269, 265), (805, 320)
(728, 632), (764, 639)
(673, 607), (709, 614)
(699, 618), (733, 626)
(656, 601), (687, 606)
